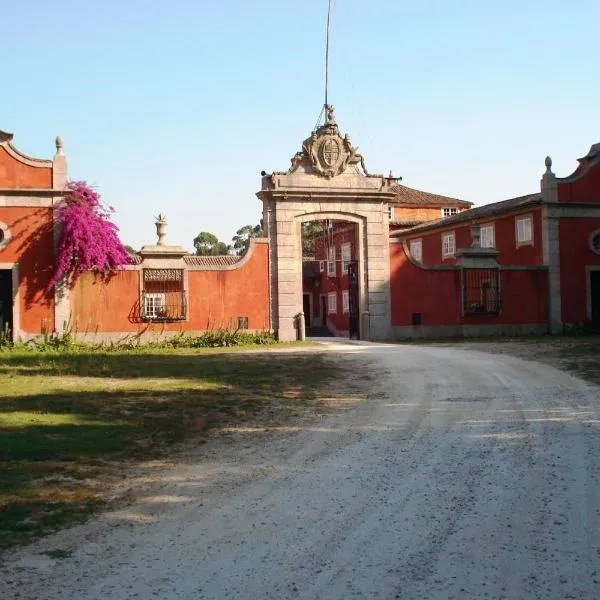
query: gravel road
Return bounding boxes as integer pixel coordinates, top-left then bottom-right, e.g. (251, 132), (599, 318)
(2, 341), (600, 599)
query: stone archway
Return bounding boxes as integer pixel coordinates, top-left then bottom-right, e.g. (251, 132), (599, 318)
(257, 106), (398, 341)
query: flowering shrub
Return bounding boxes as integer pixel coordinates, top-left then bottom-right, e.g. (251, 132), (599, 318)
(50, 181), (132, 287)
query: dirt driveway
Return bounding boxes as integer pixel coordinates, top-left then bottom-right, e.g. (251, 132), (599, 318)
(1, 340), (599, 599)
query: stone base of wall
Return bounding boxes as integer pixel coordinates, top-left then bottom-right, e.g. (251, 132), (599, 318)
(391, 323), (549, 340)
(16, 329), (275, 345)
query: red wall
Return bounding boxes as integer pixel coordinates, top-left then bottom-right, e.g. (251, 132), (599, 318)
(0, 206), (55, 333)
(390, 241), (461, 326)
(405, 208), (544, 266)
(557, 162), (600, 203)
(70, 241), (271, 334)
(559, 218), (600, 324)
(187, 243), (270, 330)
(390, 241), (549, 327)
(0, 146), (52, 189)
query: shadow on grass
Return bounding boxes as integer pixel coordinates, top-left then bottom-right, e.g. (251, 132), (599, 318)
(0, 351), (346, 550)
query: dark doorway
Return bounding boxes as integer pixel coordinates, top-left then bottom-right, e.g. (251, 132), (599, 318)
(302, 293), (311, 327)
(0, 269), (13, 338)
(591, 271), (600, 328)
(321, 296), (327, 328)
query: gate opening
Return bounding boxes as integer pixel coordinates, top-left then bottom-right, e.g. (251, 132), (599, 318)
(301, 219), (359, 339)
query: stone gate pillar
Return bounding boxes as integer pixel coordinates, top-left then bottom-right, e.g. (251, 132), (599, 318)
(257, 106), (397, 341)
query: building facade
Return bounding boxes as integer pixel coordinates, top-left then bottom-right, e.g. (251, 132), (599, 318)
(1, 118), (599, 342)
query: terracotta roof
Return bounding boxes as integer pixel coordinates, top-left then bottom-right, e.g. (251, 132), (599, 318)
(184, 255), (241, 267)
(391, 184), (472, 208)
(391, 193), (542, 238)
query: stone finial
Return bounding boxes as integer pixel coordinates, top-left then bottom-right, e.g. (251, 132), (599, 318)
(544, 155), (554, 174)
(325, 104), (337, 125)
(470, 223), (481, 248)
(155, 213), (167, 245)
(388, 170), (396, 179)
(55, 135), (64, 155)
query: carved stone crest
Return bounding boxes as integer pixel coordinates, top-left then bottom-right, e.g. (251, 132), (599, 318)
(321, 138), (340, 167)
(288, 105), (368, 178)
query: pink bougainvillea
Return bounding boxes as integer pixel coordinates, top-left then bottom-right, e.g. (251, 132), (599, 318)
(50, 181), (132, 287)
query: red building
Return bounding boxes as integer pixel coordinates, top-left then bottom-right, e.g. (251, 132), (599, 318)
(390, 148), (600, 337)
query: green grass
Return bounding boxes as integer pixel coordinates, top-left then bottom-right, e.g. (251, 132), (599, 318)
(0, 346), (338, 550)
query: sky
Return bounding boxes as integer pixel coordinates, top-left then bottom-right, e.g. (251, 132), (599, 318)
(3, 0), (600, 252)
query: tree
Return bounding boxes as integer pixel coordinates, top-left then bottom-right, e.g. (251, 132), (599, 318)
(231, 220), (264, 255)
(193, 231), (231, 256)
(302, 221), (325, 257)
(50, 180), (131, 287)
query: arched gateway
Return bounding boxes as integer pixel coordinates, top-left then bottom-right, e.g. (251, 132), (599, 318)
(257, 106), (398, 341)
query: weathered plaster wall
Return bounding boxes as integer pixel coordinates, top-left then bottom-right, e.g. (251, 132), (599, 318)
(0, 146), (52, 189)
(389, 240), (549, 336)
(69, 240), (271, 339)
(559, 217), (600, 325)
(557, 163), (600, 203)
(0, 206), (54, 335)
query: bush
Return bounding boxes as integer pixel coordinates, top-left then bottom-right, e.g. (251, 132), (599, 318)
(7, 329), (278, 353)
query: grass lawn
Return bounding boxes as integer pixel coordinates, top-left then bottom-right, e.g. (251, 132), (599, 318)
(0, 346), (338, 550)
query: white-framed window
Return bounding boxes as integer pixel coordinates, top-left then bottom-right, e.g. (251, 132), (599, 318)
(327, 292), (337, 314)
(341, 242), (351, 274)
(144, 293), (165, 318)
(480, 224), (495, 248)
(442, 207), (459, 218)
(342, 290), (349, 313)
(388, 206), (395, 221)
(442, 232), (456, 258)
(516, 215), (533, 246)
(409, 238), (422, 262)
(319, 260), (325, 273)
(327, 246), (336, 276)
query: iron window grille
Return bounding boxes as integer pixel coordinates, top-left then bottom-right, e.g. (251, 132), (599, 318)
(237, 316), (249, 330)
(141, 269), (186, 320)
(463, 268), (500, 315)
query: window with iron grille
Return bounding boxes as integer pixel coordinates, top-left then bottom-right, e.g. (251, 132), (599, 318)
(463, 268), (500, 315)
(141, 269), (186, 320)
(237, 316), (248, 330)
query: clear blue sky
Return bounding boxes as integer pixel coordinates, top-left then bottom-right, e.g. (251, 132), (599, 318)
(3, 0), (599, 252)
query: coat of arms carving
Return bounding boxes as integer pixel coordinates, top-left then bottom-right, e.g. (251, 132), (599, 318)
(288, 105), (369, 179)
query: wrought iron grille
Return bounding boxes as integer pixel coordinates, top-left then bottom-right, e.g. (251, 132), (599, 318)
(141, 269), (186, 320)
(463, 268), (500, 315)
